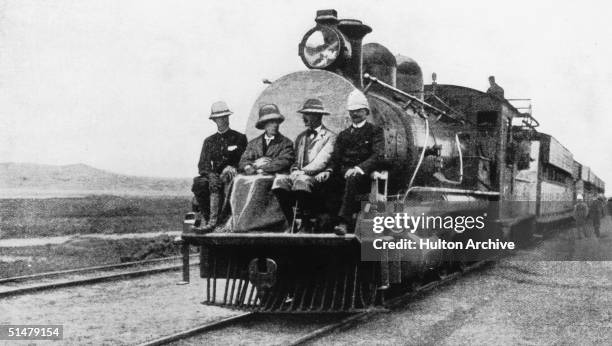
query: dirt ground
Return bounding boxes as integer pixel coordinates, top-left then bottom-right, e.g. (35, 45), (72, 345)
(316, 218), (612, 345)
(0, 267), (241, 345)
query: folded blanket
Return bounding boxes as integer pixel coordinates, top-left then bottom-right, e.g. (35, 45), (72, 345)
(229, 174), (286, 232)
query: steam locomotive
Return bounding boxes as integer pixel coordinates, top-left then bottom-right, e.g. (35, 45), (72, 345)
(179, 9), (605, 313)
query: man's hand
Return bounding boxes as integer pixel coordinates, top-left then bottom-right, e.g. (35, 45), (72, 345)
(207, 172), (222, 191)
(344, 167), (364, 178)
(291, 169), (305, 177)
(256, 168), (264, 175)
(221, 166), (237, 182)
(253, 157), (272, 168)
(244, 165), (255, 175)
(314, 171), (330, 182)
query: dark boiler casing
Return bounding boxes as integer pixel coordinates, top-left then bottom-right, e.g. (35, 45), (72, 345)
(245, 69), (463, 195)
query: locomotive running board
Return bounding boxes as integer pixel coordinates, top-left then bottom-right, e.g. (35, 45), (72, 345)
(182, 233), (359, 247)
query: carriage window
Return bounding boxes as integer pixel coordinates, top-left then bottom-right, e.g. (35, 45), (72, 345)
(544, 165), (570, 184)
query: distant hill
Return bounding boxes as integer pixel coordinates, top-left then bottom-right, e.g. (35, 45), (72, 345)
(0, 163), (192, 197)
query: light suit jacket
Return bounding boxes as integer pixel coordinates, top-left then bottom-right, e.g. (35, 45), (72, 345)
(292, 125), (337, 175)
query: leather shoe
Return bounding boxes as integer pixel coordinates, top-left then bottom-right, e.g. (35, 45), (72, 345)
(334, 223), (348, 236)
(297, 218), (316, 233)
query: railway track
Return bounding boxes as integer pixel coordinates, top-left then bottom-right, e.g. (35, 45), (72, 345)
(136, 313), (255, 346)
(0, 254), (199, 298)
(136, 259), (494, 346)
(286, 259), (493, 345)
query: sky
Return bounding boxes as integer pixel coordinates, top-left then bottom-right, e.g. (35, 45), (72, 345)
(1, 0), (611, 185)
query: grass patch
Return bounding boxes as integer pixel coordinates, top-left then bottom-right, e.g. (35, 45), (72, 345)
(0, 195), (191, 239)
(0, 235), (184, 277)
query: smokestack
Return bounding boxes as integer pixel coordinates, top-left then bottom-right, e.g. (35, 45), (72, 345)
(337, 19), (372, 88)
(315, 9), (339, 25)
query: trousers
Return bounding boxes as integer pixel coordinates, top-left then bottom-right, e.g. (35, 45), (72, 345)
(272, 173), (317, 193)
(337, 173), (370, 223)
(191, 173), (224, 216)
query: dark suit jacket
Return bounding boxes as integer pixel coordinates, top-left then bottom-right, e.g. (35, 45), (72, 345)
(197, 129), (247, 175)
(239, 133), (295, 174)
(329, 122), (384, 175)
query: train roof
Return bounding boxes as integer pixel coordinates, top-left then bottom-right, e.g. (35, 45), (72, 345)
(535, 132), (574, 174)
(424, 84), (523, 115)
(574, 161), (605, 189)
(422, 84), (540, 129)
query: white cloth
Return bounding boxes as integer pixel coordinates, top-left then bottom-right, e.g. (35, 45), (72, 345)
(352, 120), (367, 129)
(309, 125), (323, 138)
(264, 134), (275, 146)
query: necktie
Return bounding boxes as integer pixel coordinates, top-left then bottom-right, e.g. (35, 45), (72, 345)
(301, 129), (318, 166)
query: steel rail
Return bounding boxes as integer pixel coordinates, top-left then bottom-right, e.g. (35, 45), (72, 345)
(0, 254), (198, 284)
(0, 261), (199, 299)
(135, 260), (493, 346)
(136, 313), (255, 346)
(283, 260), (494, 346)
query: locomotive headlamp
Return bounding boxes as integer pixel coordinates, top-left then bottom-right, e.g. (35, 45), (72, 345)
(299, 10), (371, 86)
(299, 26), (346, 69)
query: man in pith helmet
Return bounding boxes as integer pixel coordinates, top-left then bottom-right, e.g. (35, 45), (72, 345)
(192, 101), (247, 232)
(573, 194), (589, 241)
(227, 104), (294, 232)
(239, 104), (295, 175)
(328, 90), (385, 235)
(589, 194), (603, 238)
(272, 98), (337, 233)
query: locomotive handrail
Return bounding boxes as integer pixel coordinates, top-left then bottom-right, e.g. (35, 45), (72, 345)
(520, 116), (540, 129)
(455, 133), (464, 184)
(363, 73), (450, 119)
(463, 155), (492, 161)
(507, 98), (540, 129)
(427, 93), (471, 124)
(402, 186), (500, 203)
(182, 232), (359, 246)
(439, 133), (465, 186)
(407, 117), (430, 191)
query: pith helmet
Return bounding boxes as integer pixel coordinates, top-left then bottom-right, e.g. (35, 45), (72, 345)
(347, 89), (370, 111)
(210, 101), (233, 119)
(298, 98), (330, 115)
(256, 104), (285, 129)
